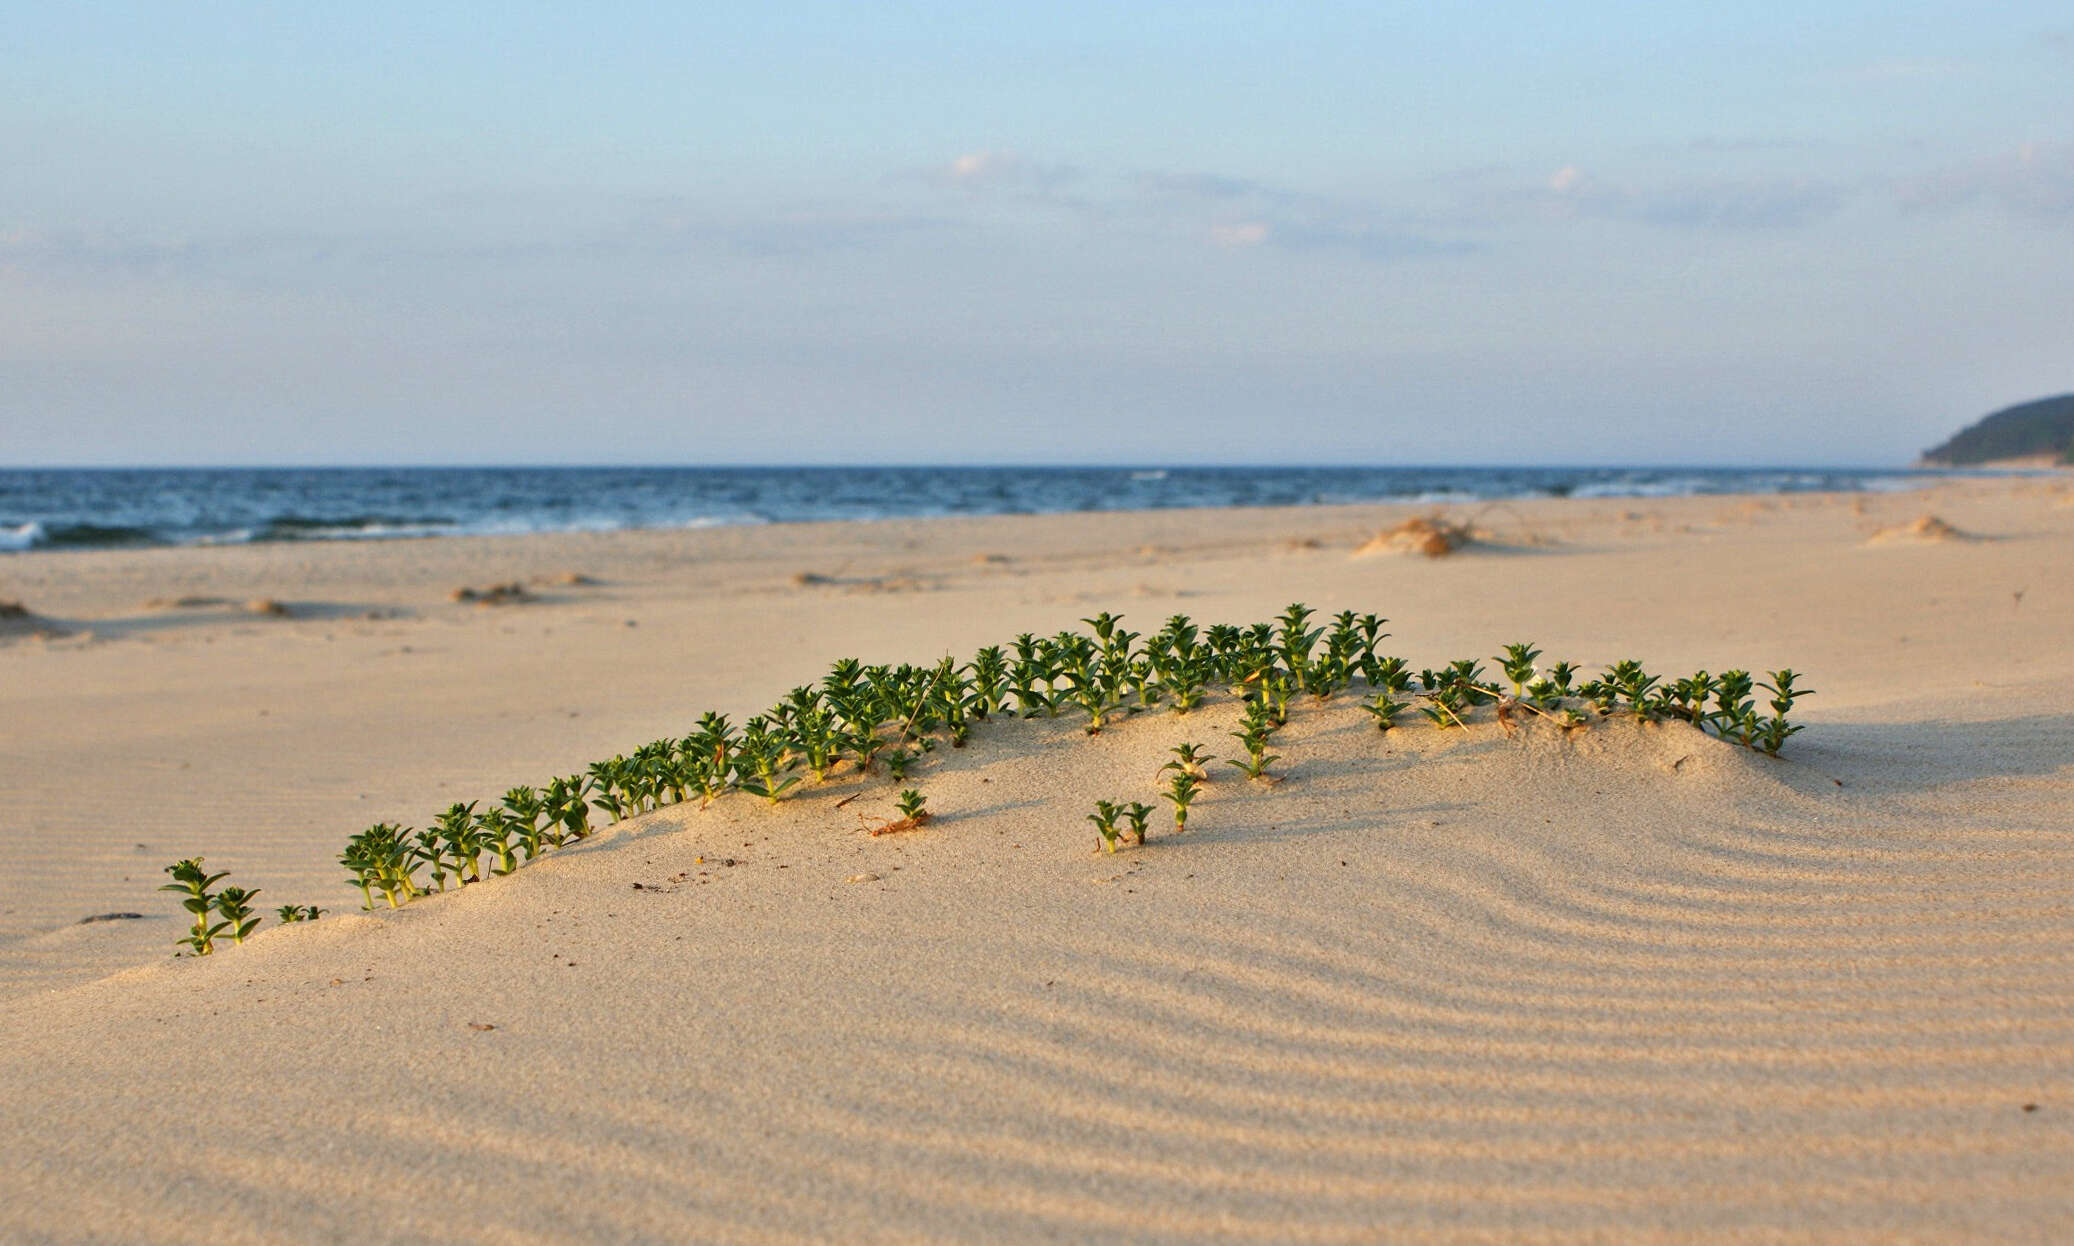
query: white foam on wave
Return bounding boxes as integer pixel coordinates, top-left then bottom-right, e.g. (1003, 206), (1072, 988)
(0, 522), (45, 551)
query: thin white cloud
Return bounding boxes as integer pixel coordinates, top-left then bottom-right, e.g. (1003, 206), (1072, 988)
(1900, 141), (2074, 223)
(1521, 165), (1850, 230)
(930, 150), (1080, 196)
(1208, 221), (1269, 248)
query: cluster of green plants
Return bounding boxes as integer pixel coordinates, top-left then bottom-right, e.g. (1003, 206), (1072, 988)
(165, 604), (1812, 948)
(157, 859), (253, 956)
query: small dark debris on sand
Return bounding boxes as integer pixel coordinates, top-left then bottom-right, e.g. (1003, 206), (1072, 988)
(78, 912), (146, 924)
(450, 582), (533, 606)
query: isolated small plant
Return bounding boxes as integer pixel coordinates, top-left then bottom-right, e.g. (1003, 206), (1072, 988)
(1161, 742), (1213, 780)
(1162, 771), (1201, 831)
(1754, 669), (1812, 756)
(1227, 704), (1277, 783)
(868, 788), (932, 836)
(884, 745), (918, 782)
(1119, 801), (1154, 846)
(1227, 721), (1281, 781)
(160, 858), (229, 956)
(214, 886), (262, 945)
(1087, 800), (1125, 853)
(1363, 692), (1409, 732)
(275, 904), (322, 923)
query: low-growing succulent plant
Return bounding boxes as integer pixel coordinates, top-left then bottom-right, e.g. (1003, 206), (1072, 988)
(214, 885), (262, 945)
(883, 745), (918, 782)
(1120, 801), (1154, 846)
(342, 824), (418, 909)
(275, 904), (322, 923)
(1227, 720), (1281, 781)
(160, 858), (230, 955)
(435, 802), (486, 884)
(163, 598), (1818, 952)
(1087, 800), (1125, 853)
(1364, 693), (1409, 731)
(1162, 771), (1201, 831)
(1162, 742), (1213, 780)
(1499, 643), (1542, 697)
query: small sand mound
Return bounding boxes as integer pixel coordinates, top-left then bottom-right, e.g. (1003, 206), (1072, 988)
(450, 582), (532, 605)
(1868, 513), (1970, 544)
(1354, 516), (1471, 558)
(244, 598), (290, 617)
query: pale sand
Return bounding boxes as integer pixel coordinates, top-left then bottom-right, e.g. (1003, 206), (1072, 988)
(1, 478), (2070, 1242)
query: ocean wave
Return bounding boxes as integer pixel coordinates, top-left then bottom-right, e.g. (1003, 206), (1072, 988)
(0, 521), (168, 549)
(255, 514), (459, 541)
(0, 466), (1948, 555)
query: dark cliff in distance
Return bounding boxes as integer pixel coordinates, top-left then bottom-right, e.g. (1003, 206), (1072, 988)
(1920, 394), (2074, 466)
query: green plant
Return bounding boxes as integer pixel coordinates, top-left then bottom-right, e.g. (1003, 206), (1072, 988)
(736, 717), (804, 804)
(132, 598), (1818, 947)
(1498, 643), (1541, 696)
(160, 858), (229, 956)
(1227, 718), (1281, 781)
(435, 802), (486, 884)
(410, 827), (455, 892)
(1087, 800), (1124, 853)
(1161, 742), (1213, 780)
(342, 824), (418, 909)
(1275, 602), (1322, 691)
(1363, 692), (1409, 732)
(215, 886), (262, 945)
(544, 775), (593, 843)
(1754, 669), (1812, 756)
(1162, 771), (1201, 831)
(502, 786), (548, 862)
(587, 758), (630, 821)
(1120, 801), (1154, 846)
(275, 904), (322, 923)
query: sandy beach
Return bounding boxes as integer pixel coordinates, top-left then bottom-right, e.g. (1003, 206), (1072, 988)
(2, 475), (2070, 1243)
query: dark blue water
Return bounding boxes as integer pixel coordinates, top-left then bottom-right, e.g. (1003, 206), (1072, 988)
(0, 465), (1945, 553)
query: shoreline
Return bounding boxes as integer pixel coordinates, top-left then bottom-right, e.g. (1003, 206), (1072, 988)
(0, 462), (1965, 559)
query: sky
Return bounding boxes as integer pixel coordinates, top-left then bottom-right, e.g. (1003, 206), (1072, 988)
(4, 2), (2070, 467)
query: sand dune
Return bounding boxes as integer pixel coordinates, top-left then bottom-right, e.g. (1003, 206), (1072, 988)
(2, 479), (2071, 1242)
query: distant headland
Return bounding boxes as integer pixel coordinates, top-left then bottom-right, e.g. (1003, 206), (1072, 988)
(1919, 393), (2074, 468)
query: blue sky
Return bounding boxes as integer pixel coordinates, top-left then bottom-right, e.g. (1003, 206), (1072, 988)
(4, 2), (2070, 465)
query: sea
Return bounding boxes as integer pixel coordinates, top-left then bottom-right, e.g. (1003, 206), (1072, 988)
(0, 465), (1945, 553)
